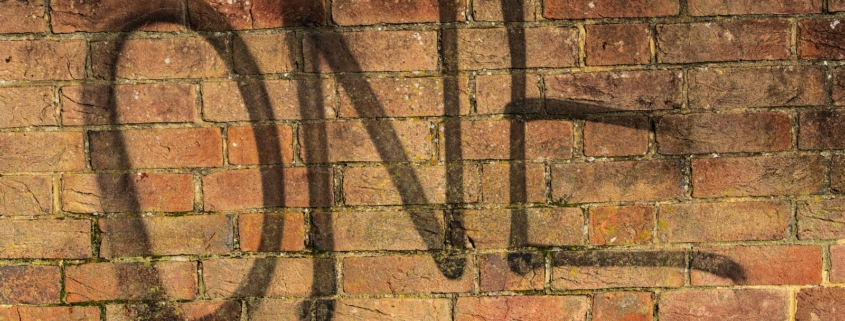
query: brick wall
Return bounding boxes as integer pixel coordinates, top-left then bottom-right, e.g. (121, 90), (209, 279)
(1, 0), (844, 320)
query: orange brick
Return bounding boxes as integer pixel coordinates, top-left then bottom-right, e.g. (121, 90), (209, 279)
(691, 245), (822, 286)
(331, 298), (452, 320)
(0, 40), (86, 80)
(51, 0), (183, 33)
(831, 245), (845, 282)
(300, 121), (432, 163)
(584, 116), (649, 157)
(65, 261), (197, 302)
(342, 165), (479, 205)
(657, 20), (791, 63)
(246, 299), (309, 321)
(338, 76), (469, 118)
(691, 0), (820, 15)
(203, 168), (333, 210)
(660, 289), (788, 321)
(586, 24), (651, 66)
(479, 252), (545, 291)
(658, 201), (789, 243)
(544, 0), (679, 19)
(590, 205), (654, 246)
(691, 155), (824, 198)
(443, 27), (578, 70)
(0, 0), (44, 33)
(239, 212), (305, 252)
(89, 128), (223, 169)
(332, 0), (466, 25)
(343, 255), (475, 294)
(188, 0), (325, 30)
(459, 208), (584, 249)
(481, 163), (545, 204)
(657, 112), (792, 154)
(0, 87), (55, 128)
(592, 292), (653, 321)
(689, 66), (825, 109)
(227, 125), (294, 165)
(0, 131), (85, 172)
(311, 211), (444, 251)
(0, 175), (52, 216)
(545, 71), (682, 114)
(796, 288), (845, 321)
(552, 160), (683, 203)
(201, 79), (336, 122)
(473, 0), (535, 21)
(304, 30), (438, 72)
(107, 301), (240, 321)
(91, 37), (228, 79)
(798, 199), (845, 240)
(834, 0), (845, 11)
(440, 120), (572, 160)
(0, 266), (60, 304)
(455, 296), (587, 320)
(62, 173), (194, 213)
(61, 84), (198, 125)
(552, 250), (685, 289)
(233, 33), (297, 74)
(99, 215), (233, 258)
(203, 257), (334, 297)
(0, 219), (90, 258)
(0, 306), (99, 321)
(475, 74), (542, 115)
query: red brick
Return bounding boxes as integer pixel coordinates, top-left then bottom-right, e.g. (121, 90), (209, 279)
(475, 74), (542, 115)
(552, 160), (683, 203)
(300, 120), (432, 163)
(107, 301), (240, 321)
(544, 0), (678, 18)
(62, 173), (193, 213)
(343, 165), (479, 205)
(481, 163), (545, 204)
(584, 116), (649, 157)
(247, 299), (309, 321)
(460, 208), (583, 249)
(455, 296), (587, 320)
(834, 67), (845, 105)
(91, 37), (228, 80)
(442, 27), (578, 70)
(65, 261), (197, 302)
(659, 289), (788, 321)
(0, 0), (44, 33)
(834, 0), (845, 11)
(0, 40), (86, 80)
(689, 66), (825, 109)
(233, 33), (297, 74)
(691, 155), (824, 198)
(473, 0), (535, 21)
(552, 250), (685, 289)
(657, 112), (792, 154)
(202, 79), (336, 122)
(796, 288), (845, 321)
(832, 155), (845, 192)
(0, 306), (99, 321)
(658, 201), (789, 243)
(0, 266), (60, 304)
(311, 211), (444, 251)
(228, 125), (294, 165)
(657, 20), (791, 63)
(441, 120), (572, 160)
(691, 245), (822, 285)
(586, 24), (651, 66)
(797, 199), (845, 239)
(50, 0), (183, 33)
(480, 252), (545, 291)
(688, 0), (821, 15)
(0, 219), (90, 258)
(343, 255), (474, 294)
(799, 19), (845, 59)
(304, 31), (438, 72)
(99, 215), (233, 258)
(332, 298), (452, 320)
(831, 245), (845, 282)
(0, 175), (52, 215)
(61, 84), (198, 126)
(203, 168), (333, 210)
(239, 212), (305, 252)
(0, 87), (54, 128)
(0, 131), (85, 172)
(800, 110), (845, 150)
(90, 128), (223, 169)
(592, 292), (653, 321)
(203, 257), (334, 297)
(332, 0), (466, 25)
(545, 71), (682, 114)
(338, 76), (470, 117)
(188, 0), (325, 30)
(590, 205), (654, 246)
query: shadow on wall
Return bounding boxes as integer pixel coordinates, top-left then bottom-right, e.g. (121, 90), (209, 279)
(78, 0), (746, 320)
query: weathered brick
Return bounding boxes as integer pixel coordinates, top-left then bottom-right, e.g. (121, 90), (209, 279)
(657, 112), (792, 154)
(797, 199), (845, 240)
(304, 31), (438, 72)
(799, 19), (845, 59)
(689, 66), (825, 109)
(300, 120), (432, 163)
(586, 24), (651, 66)
(51, 0), (183, 33)
(0, 219), (90, 258)
(343, 165), (479, 205)
(203, 257), (334, 297)
(833, 0), (845, 11)
(90, 128), (223, 169)
(332, 0), (466, 25)
(455, 296), (587, 320)
(481, 163), (545, 204)
(0, 306), (99, 321)
(332, 298), (452, 320)
(0, 87), (54, 128)
(544, 0), (678, 19)
(203, 168), (333, 210)
(658, 201), (790, 243)
(65, 261), (197, 302)
(441, 120), (572, 160)
(0, 131), (85, 172)
(691, 155), (824, 198)
(691, 245), (822, 285)
(545, 71), (682, 114)
(552, 250), (685, 289)
(799, 110), (845, 150)
(688, 0), (821, 15)
(460, 208), (584, 249)
(228, 125), (294, 165)
(831, 245), (845, 282)
(0, 40), (86, 80)
(99, 215), (233, 258)
(311, 211), (444, 251)
(473, 0), (535, 21)
(659, 289), (788, 321)
(0, 175), (52, 216)
(239, 212), (305, 252)
(62, 173), (193, 213)
(592, 292), (653, 321)
(442, 27), (578, 70)
(107, 301), (240, 321)
(189, 0), (325, 30)
(202, 79), (336, 122)
(834, 67), (845, 105)
(475, 74), (542, 115)
(338, 76), (469, 117)
(832, 155), (845, 192)
(61, 84), (198, 126)
(796, 288), (845, 321)
(480, 252), (544, 291)
(657, 20), (791, 63)
(233, 33), (297, 74)
(247, 299), (309, 321)
(552, 160), (683, 203)
(0, 0), (44, 33)
(584, 116), (649, 157)
(0, 266), (60, 304)
(590, 205), (654, 246)
(343, 255), (475, 294)
(91, 37), (228, 80)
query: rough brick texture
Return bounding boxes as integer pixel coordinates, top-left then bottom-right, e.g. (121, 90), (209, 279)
(658, 201), (789, 242)
(657, 20), (791, 63)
